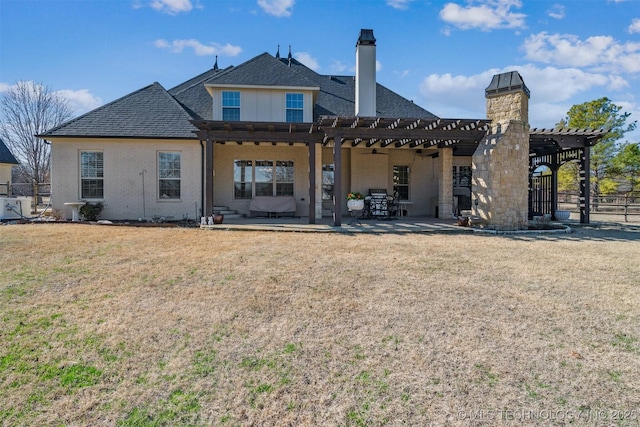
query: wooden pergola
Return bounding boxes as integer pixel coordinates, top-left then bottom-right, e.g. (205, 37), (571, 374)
(192, 118), (606, 226)
(528, 127), (609, 223)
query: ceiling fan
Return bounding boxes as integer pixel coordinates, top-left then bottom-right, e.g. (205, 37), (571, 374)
(361, 148), (388, 155)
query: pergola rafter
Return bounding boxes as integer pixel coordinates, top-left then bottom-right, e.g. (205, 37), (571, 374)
(191, 116), (607, 226)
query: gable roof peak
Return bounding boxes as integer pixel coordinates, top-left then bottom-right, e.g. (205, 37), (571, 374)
(40, 81), (198, 139)
(205, 52), (318, 89)
(0, 137), (19, 165)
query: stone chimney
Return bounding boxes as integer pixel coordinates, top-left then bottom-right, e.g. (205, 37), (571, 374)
(471, 71), (530, 230)
(484, 71), (530, 125)
(355, 29), (376, 117)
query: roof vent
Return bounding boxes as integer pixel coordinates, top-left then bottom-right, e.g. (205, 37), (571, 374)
(485, 71), (530, 98)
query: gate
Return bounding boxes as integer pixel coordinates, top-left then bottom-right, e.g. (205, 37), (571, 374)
(529, 171), (552, 217)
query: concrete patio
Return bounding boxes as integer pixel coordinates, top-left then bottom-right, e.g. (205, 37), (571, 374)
(199, 215), (573, 235)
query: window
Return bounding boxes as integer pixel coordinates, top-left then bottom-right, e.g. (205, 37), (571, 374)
(255, 160), (273, 196)
(453, 166), (472, 189)
(222, 91), (240, 121)
(234, 159), (294, 198)
(234, 160), (253, 199)
(393, 165), (409, 200)
(275, 161), (294, 195)
(80, 151), (103, 199)
(322, 164), (334, 200)
(285, 93), (304, 123)
(158, 152), (181, 199)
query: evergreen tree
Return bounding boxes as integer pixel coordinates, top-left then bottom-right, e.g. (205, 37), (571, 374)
(556, 97), (636, 196)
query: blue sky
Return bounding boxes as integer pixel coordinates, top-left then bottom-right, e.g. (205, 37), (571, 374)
(1, 0), (639, 141)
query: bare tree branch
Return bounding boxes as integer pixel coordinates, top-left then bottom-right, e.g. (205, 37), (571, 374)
(0, 81), (74, 185)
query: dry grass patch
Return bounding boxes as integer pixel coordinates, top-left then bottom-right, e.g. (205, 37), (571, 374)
(1, 223), (639, 426)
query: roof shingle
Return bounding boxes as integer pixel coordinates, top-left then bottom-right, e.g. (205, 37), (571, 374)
(0, 138), (19, 165)
(41, 52), (438, 138)
(41, 82), (198, 139)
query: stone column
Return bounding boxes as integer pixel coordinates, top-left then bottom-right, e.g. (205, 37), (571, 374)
(472, 72), (530, 230)
(438, 146), (453, 219)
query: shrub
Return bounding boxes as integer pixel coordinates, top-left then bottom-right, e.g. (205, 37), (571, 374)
(79, 202), (103, 221)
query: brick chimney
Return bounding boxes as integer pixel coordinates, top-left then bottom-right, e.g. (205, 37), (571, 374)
(355, 29), (376, 117)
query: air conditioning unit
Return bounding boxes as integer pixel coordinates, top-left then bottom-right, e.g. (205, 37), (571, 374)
(0, 197), (30, 220)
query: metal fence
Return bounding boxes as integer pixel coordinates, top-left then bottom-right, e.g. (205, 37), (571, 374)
(558, 192), (640, 222)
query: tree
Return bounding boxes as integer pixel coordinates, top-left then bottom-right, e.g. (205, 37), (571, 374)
(611, 142), (640, 195)
(0, 81), (74, 196)
(556, 97), (637, 195)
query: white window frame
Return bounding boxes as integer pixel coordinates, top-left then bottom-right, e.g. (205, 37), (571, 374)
(158, 151), (181, 200)
(285, 93), (304, 123)
(222, 91), (240, 121)
(233, 159), (294, 199)
(393, 165), (410, 200)
(80, 150), (104, 200)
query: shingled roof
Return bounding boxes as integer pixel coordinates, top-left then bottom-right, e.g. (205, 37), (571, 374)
(0, 138), (19, 165)
(206, 53), (319, 88)
(40, 82), (199, 139)
(282, 57), (437, 120)
(41, 52), (437, 138)
(169, 66), (234, 121)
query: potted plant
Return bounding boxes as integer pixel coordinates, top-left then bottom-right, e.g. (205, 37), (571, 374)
(346, 192), (365, 211)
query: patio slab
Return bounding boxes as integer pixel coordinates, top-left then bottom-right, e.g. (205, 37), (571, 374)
(200, 216), (477, 234)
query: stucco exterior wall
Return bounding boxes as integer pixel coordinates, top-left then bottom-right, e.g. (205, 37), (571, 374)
(212, 144), (312, 217)
(346, 148), (438, 216)
(213, 145), (439, 218)
(0, 164), (13, 190)
(210, 88), (315, 122)
(51, 137), (444, 221)
(50, 138), (202, 221)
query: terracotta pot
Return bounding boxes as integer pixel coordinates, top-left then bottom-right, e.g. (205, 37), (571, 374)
(213, 214), (224, 224)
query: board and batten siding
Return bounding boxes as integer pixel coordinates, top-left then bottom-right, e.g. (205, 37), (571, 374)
(210, 88), (316, 122)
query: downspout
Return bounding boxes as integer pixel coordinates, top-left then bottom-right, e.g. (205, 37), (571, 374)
(200, 139), (205, 218)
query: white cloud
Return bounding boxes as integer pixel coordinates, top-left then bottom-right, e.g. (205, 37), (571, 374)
(417, 65), (614, 125)
(629, 18), (640, 34)
(546, 4), (565, 20)
(523, 32), (640, 73)
(257, 0), (294, 17)
(295, 52), (320, 71)
(155, 39), (242, 56)
(439, 0), (526, 31)
(0, 82), (102, 115)
(386, 0), (414, 10)
(55, 89), (103, 114)
(376, 60), (382, 72)
(329, 60), (351, 74)
(395, 69), (411, 79)
(150, 0), (193, 14)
